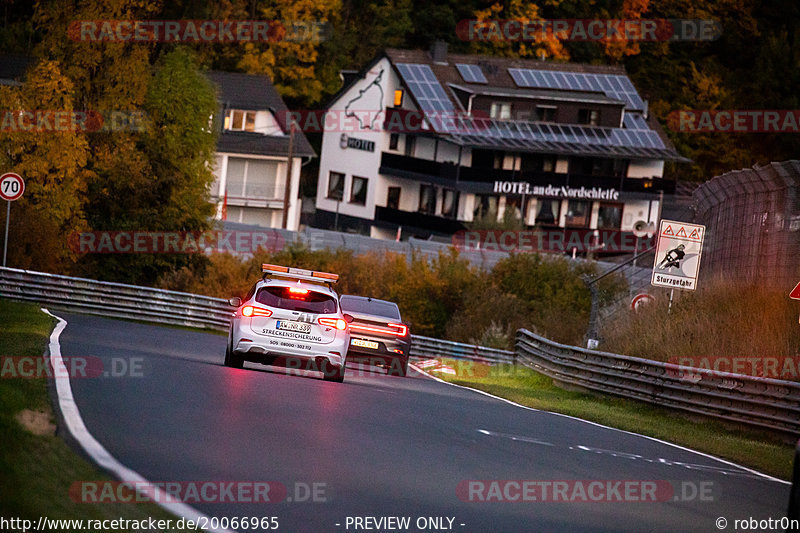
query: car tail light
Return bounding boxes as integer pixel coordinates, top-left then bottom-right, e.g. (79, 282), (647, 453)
(242, 306), (272, 317)
(391, 349), (404, 354)
(350, 323), (408, 336)
(318, 317), (346, 330)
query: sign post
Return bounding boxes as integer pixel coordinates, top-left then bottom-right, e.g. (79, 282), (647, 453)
(1, 172), (25, 267)
(651, 219), (705, 312)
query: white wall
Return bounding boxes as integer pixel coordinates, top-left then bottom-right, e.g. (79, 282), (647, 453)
(316, 57), (397, 221)
(627, 159), (664, 178)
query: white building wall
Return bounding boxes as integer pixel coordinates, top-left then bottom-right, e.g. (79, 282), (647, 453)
(627, 159), (664, 178)
(316, 57), (397, 221)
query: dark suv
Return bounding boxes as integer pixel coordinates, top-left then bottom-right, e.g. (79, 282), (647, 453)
(339, 295), (411, 377)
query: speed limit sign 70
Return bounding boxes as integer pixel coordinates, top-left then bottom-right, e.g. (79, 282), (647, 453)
(0, 173), (24, 201)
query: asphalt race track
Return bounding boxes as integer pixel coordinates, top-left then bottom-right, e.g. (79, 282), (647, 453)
(52, 311), (789, 533)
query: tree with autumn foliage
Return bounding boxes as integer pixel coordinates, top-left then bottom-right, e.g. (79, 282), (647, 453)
(0, 61), (91, 271)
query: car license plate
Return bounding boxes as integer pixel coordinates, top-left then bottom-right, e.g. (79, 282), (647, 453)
(351, 338), (379, 350)
(276, 320), (311, 334)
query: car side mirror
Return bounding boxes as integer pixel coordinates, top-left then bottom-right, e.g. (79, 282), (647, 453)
(343, 313), (354, 323)
(228, 297), (242, 307)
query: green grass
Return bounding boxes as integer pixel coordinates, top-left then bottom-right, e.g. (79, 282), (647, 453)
(425, 359), (796, 480)
(0, 298), (179, 526)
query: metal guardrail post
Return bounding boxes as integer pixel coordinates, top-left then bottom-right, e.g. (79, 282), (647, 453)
(582, 274), (600, 349)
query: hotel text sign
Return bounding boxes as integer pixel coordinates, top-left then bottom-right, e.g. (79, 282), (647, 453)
(493, 181), (619, 200)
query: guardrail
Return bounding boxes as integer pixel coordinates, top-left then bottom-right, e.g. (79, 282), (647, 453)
(409, 334), (515, 365)
(3, 266), (798, 436)
(516, 328), (800, 436)
(0, 267), (232, 331)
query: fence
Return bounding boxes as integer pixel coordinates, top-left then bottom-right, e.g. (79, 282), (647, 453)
(1, 266), (797, 436)
(693, 160), (800, 288)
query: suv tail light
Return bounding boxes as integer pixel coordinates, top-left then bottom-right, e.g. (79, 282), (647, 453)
(242, 306), (272, 317)
(318, 317), (347, 330)
(350, 323), (408, 336)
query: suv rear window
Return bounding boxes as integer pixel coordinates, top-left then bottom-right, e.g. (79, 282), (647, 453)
(256, 286), (338, 314)
(339, 296), (401, 320)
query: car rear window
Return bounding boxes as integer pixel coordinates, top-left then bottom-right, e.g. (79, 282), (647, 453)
(256, 286), (338, 314)
(339, 296), (401, 320)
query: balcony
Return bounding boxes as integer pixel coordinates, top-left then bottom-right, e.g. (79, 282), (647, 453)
(379, 152), (675, 195)
(374, 206), (466, 235)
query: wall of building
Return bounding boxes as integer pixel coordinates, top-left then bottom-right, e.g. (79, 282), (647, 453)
(316, 57), (397, 222)
(211, 153), (303, 231)
(627, 159), (664, 178)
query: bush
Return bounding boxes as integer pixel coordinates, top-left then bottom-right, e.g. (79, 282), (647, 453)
(157, 245), (626, 348)
(601, 281), (800, 371)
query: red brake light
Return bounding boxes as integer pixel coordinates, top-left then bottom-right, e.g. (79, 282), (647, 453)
(388, 323), (408, 336)
(289, 287), (309, 295)
(318, 317), (347, 330)
(350, 323), (408, 336)
(242, 306), (272, 317)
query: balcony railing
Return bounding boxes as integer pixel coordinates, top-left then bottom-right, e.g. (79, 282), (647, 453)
(379, 152), (675, 194)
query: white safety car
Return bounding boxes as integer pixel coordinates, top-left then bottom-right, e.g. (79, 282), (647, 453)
(224, 264), (352, 382)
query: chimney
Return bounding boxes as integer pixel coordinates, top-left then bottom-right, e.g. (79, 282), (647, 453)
(431, 40), (448, 64)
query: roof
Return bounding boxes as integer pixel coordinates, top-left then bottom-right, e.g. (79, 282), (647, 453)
(207, 70), (290, 111)
(448, 84), (625, 106)
(207, 71), (315, 158)
(378, 48), (686, 162)
(216, 130), (315, 159)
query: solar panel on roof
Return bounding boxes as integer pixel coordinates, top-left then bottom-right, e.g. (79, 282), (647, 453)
(456, 64), (488, 84)
(396, 63), (455, 130)
(507, 68), (645, 111)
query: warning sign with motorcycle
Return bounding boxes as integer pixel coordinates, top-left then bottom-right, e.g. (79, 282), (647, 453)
(651, 219), (705, 291)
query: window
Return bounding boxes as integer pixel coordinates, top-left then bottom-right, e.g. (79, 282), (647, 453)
(327, 171), (344, 200)
(490, 102), (511, 120)
(442, 189), (459, 218)
(340, 296), (401, 320)
(224, 157), (279, 198)
(404, 135), (416, 156)
(350, 176), (368, 205)
(597, 203), (623, 229)
(578, 109), (600, 126)
(535, 198), (560, 225)
(389, 133), (399, 151)
(565, 200), (590, 227)
(394, 89), (404, 107)
(418, 184), (437, 214)
(535, 106), (556, 122)
(386, 187), (401, 210)
(569, 157), (628, 177)
(225, 109), (257, 132)
(473, 195), (499, 220)
(256, 286), (337, 314)
(520, 153), (556, 173)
